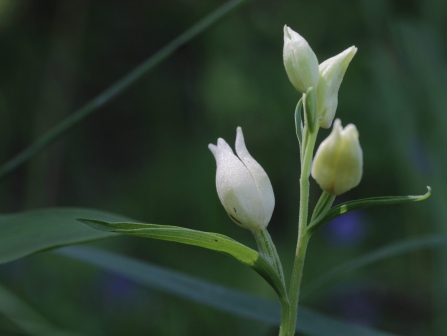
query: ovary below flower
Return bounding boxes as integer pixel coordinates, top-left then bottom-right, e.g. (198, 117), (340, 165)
(311, 119), (363, 195)
(208, 127), (275, 231)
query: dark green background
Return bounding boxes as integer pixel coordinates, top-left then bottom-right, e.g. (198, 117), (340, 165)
(0, 0), (446, 335)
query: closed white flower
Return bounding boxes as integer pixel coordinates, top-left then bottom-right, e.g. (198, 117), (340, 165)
(283, 25), (319, 94)
(208, 127), (275, 231)
(311, 119), (363, 195)
(317, 46), (357, 128)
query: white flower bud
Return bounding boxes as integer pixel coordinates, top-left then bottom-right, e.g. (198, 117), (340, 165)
(208, 127), (275, 231)
(283, 25), (319, 94)
(317, 46), (357, 128)
(311, 119), (363, 195)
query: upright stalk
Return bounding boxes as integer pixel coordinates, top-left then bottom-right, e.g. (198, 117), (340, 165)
(278, 298), (293, 336)
(283, 127), (318, 335)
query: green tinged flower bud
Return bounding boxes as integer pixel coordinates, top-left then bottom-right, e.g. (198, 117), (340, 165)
(311, 119), (362, 195)
(316, 46), (357, 128)
(283, 25), (319, 94)
(208, 127), (275, 231)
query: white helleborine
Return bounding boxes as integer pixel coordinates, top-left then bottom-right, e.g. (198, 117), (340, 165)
(208, 127), (275, 232)
(317, 46), (357, 128)
(283, 25), (319, 94)
(311, 119), (363, 195)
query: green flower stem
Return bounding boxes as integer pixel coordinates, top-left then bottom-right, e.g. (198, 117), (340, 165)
(286, 231), (310, 334)
(252, 228), (285, 286)
(0, 0), (251, 182)
(284, 126), (319, 335)
(278, 299), (293, 336)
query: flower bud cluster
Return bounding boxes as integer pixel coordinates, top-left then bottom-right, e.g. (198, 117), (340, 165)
(283, 25), (357, 129)
(284, 26), (362, 195)
(209, 26), (363, 231)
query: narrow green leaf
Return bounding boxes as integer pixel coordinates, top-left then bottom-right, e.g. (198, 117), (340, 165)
(0, 206), (400, 336)
(294, 98), (303, 151)
(76, 218), (287, 300)
(57, 246), (396, 336)
(305, 235), (447, 298)
(0, 208), (130, 266)
(307, 187), (431, 234)
(0, 283), (81, 336)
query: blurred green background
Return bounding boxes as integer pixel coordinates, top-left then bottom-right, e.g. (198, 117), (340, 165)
(0, 0), (446, 335)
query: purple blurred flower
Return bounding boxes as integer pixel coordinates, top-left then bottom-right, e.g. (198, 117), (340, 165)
(323, 210), (366, 246)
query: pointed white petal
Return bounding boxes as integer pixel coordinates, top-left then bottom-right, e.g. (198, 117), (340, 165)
(317, 46), (357, 128)
(235, 127), (275, 226)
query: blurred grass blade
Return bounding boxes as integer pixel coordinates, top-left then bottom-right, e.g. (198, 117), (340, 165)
(58, 246), (396, 336)
(0, 208), (130, 265)
(305, 235), (447, 298)
(0, 283), (81, 336)
(307, 187), (431, 234)
(0, 0), (251, 181)
(76, 218), (287, 299)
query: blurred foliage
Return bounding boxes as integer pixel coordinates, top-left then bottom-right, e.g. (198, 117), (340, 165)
(0, 0), (446, 335)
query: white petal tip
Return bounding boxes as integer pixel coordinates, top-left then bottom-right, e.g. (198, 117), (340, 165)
(284, 25), (290, 38)
(344, 124), (359, 138)
(235, 127), (247, 154)
(349, 46), (358, 56)
(216, 138), (234, 155)
(217, 138), (226, 147)
(208, 144), (218, 157)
